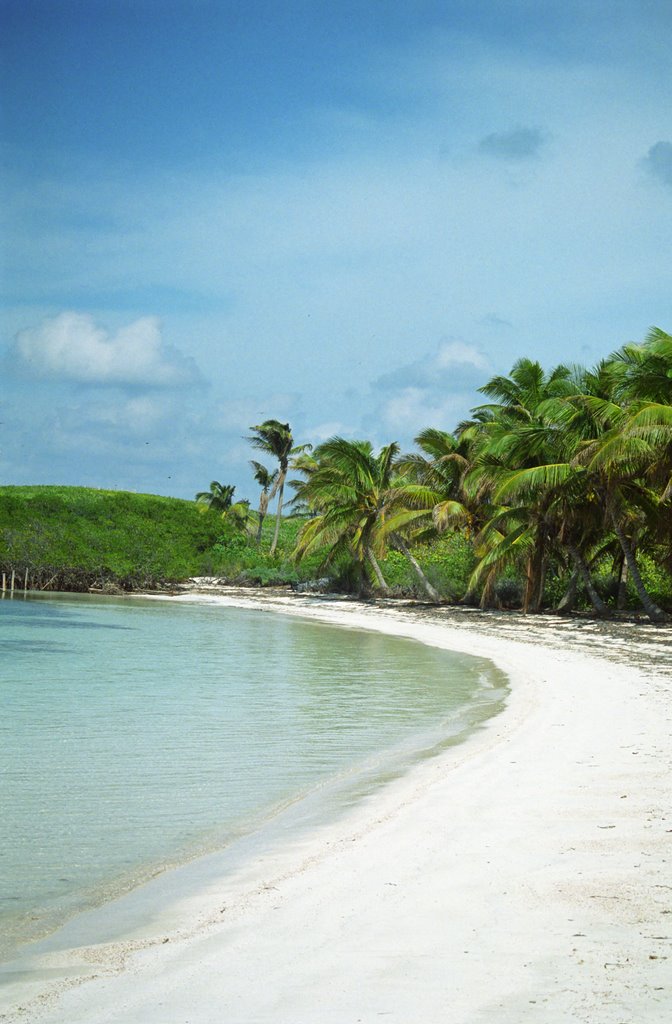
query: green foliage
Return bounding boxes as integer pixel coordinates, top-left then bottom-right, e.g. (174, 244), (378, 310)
(0, 486), (223, 585)
(377, 532), (476, 600)
(415, 532), (476, 599)
(6, 327), (672, 613)
(379, 549), (413, 589)
(209, 515), (328, 587)
(633, 551), (672, 609)
(493, 577), (524, 608)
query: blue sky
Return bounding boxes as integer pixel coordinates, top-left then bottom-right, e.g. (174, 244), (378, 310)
(2, 0), (671, 500)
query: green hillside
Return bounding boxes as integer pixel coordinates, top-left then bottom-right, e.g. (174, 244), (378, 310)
(0, 486), (225, 591)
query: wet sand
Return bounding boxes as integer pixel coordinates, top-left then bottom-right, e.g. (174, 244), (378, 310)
(3, 592), (672, 1023)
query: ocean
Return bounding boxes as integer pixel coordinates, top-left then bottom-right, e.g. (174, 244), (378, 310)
(0, 592), (507, 962)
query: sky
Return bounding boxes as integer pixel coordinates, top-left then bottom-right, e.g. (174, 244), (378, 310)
(1, 0), (671, 501)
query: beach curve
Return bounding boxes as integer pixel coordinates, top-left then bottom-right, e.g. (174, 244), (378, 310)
(3, 594), (671, 1024)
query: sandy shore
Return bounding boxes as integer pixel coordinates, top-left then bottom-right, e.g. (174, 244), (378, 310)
(3, 594), (672, 1023)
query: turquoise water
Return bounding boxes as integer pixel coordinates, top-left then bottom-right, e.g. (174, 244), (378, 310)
(0, 593), (506, 961)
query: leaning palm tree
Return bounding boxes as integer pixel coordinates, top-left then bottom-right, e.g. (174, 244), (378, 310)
(293, 438), (393, 594)
(195, 481), (236, 513)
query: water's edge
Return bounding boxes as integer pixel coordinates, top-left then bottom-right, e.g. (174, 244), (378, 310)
(0, 594), (509, 1001)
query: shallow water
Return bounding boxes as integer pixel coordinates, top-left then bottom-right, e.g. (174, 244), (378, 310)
(0, 592), (507, 961)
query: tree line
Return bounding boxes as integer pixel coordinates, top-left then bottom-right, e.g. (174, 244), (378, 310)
(198, 328), (672, 621)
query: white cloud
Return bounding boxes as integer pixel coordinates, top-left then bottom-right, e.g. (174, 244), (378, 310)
(360, 340), (493, 444)
(377, 387), (470, 435)
(374, 340), (490, 392)
(435, 340), (490, 371)
(12, 312), (201, 387)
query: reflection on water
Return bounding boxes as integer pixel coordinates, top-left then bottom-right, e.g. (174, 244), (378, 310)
(0, 593), (506, 960)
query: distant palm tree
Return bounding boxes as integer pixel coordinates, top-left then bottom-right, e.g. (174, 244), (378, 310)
(221, 498), (253, 536)
(195, 481), (236, 512)
(247, 420), (310, 556)
(250, 461), (278, 544)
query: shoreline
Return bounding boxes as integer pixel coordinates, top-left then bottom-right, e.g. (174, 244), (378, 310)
(3, 594), (672, 1023)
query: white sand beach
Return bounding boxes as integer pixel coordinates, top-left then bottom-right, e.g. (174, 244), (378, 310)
(4, 594), (672, 1024)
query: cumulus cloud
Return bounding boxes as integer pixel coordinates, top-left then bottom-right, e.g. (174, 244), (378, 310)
(11, 312), (201, 387)
(643, 141), (672, 187)
(477, 127), (545, 160)
(368, 340), (491, 438)
(374, 385), (481, 438)
(374, 340), (489, 392)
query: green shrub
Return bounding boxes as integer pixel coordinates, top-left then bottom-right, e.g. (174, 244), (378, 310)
(0, 486), (223, 586)
(414, 532), (477, 600)
(494, 577), (524, 608)
(633, 551), (672, 610)
(379, 549), (413, 590)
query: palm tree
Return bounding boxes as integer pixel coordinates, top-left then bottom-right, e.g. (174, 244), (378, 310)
(498, 354), (671, 621)
(612, 327), (672, 405)
(396, 427), (471, 535)
(286, 450), (319, 516)
(221, 498), (253, 537)
(250, 461), (278, 544)
(566, 391), (669, 622)
(293, 438), (393, 595)
(195, 481), (236, 513)
(460, 359), (576, 611)
(613, 331), (672, 559)
(294, 437), (441, 601)
(247, 420), (309, 556)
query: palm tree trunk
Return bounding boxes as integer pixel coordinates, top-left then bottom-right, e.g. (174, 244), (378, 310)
(566, 544), (609, 616)
(606, 498), (667, 622)
(392, 534), (440, 603)
(523, 533), (545, 613)
(534, 554), (547, 613)
(256, 491), (269, 544)
(366, 546), (390, 595)
(616, 556), (629, 610)
(269, 475), (285, 557)
(556, 568), (579, 613)
(479, 569), (497, 609)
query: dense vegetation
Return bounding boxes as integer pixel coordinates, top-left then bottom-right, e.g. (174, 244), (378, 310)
(0, 485), (328, 591)
(270, 329), (672, 620)
(0, 487), (225, 591)
(2, 329), (671, 619)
